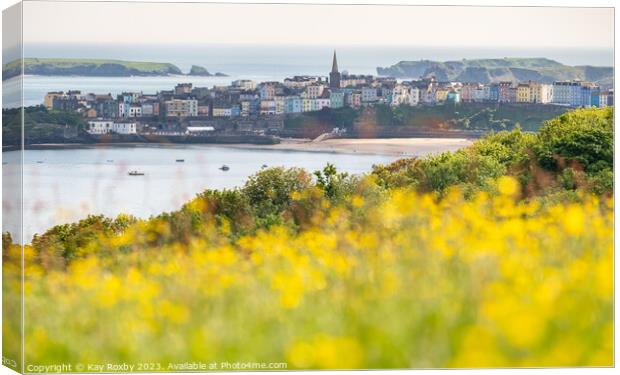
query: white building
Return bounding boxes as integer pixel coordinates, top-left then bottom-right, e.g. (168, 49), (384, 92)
(408, 87), (420, 106)
(128, 105), (142, 117)
(112, 122), (137, 134)
(361, 87), (378, 103)
(232, 79), (257, 91)
(87, 119), (136, 135)
(283, 76), (321, 89)
(391, 84), (412, 106)
(87, 119), (114, 134)
(186, 126), (215, 134)
(316, 98), (330, 110)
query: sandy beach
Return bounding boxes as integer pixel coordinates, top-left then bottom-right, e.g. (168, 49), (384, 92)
(232, 137), (474, 156)
(12, 137), (475, 157)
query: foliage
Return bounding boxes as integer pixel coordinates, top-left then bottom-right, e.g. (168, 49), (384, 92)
(2, 106), (89, 146)
(314, 163), (360, 203)
(373, 108), (613, 197)
(372, 103), (569, 131)
(535, 107), (613, 173)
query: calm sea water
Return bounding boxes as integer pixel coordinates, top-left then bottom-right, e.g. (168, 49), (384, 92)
(3, 145), (403, 241)
(3, 44), (614, 107)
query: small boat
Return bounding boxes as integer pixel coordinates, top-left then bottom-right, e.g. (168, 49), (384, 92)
(128, 170), (145, 176)
(106, 159), (114, 163)
(176, 159), (185, 162)
(219, 165), (230, 171)
(36, 161), (44, 164)
(261, 164), (268, 168)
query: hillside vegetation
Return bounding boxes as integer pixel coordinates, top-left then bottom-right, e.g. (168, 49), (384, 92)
(377, 58), (613, 86)
(2, 58), (183, 80)
(3, 108), (613, 368)
(2, 106), (91, 147)
(284, 103), (571, 138)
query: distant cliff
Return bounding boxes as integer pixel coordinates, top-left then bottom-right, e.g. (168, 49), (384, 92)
(377, 58), (613, 86)
(2, 58), (226, 80)
(2, 58), (184, 80)
(188, 65), (228, 77)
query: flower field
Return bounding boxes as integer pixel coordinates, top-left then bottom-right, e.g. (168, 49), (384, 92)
(3, 177), (612, 369)
(3, 107), (614, 370)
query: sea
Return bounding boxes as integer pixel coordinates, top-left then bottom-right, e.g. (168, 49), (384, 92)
(2, 145), (403, 242)
(1, 44), (614, 241)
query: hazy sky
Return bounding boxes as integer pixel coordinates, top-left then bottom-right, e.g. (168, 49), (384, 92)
(21, 1), (614, 49)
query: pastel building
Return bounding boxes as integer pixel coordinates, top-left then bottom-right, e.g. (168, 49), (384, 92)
(259, 100), (276, 115)
(213, 106), (233, 117)
(473, 87), (488, 102)
(409, 87), (420, 105)
(258, 82), (278, 100)
(329, 91), (345, 108)
(316, 98), (331, 110)
(446, 90), (460, 103)
(274, 96), (286, 115)
(165, 99), (198, 117)
(305, 84), (325, 99)
(285, 96), (302, 113)
(460, 83), (480, 102)
(516, 83), (531, 103)
(361, 87), (378, 103)
(44, 91), (64, 108)
(232, 80), (257, 90)
(488, 85), (499, 102)
(552, 81), (583, 106)
(498, 82), (516, 103)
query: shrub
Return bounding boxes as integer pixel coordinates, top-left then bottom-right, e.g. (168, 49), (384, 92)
(535, 107), (613, 173)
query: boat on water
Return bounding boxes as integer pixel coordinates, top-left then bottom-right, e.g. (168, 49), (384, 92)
(219, 165), (230, 171)
(261, 164), (268, 168)
(176, 159), (185, 162)
(128, 170), (145, 176)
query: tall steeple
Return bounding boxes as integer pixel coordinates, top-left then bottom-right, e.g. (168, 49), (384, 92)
(331, 50), (339, 73)
(329, 50), (341, 89)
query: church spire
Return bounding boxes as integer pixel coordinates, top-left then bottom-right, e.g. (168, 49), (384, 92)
(331, 50), (339, 73)
(329, 50), (341, 89)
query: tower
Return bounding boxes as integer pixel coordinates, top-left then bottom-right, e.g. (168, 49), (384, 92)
(329, 50), (341, 89)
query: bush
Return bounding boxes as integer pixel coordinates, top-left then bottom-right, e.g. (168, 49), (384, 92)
(242, 167), (313, 226)
(535, 107), (613, 173)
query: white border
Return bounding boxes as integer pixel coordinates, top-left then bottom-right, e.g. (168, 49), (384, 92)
(0, 1), (617, 375)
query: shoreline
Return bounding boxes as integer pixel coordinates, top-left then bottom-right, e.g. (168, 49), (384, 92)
(4, 137), (474, 156)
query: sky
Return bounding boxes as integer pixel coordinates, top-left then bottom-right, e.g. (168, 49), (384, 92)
(20, 1), (614, 49)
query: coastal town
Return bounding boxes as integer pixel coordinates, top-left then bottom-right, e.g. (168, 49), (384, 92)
(42, 52), (614, 137)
